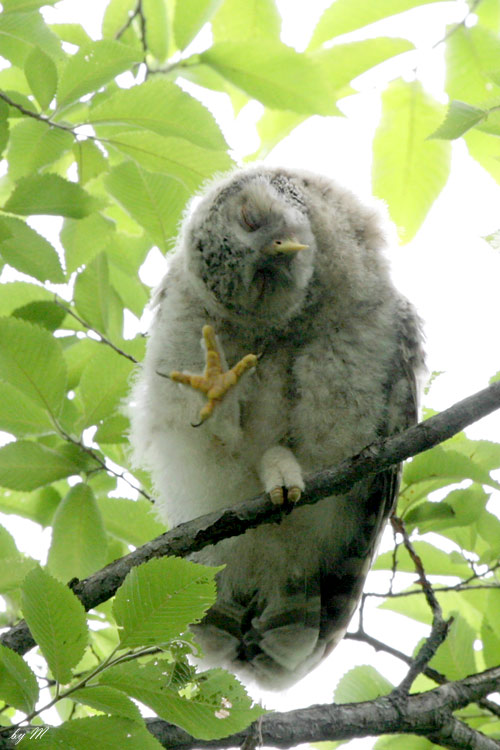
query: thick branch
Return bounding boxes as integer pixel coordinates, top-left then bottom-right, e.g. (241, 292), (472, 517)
(2, 380), (500, 656)
(142, 667), (500, 750)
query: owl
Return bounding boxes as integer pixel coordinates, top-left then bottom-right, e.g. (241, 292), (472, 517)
(129, 166), (425, 689)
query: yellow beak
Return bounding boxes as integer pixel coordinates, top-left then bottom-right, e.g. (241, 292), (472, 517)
(263, 238), (309, 255)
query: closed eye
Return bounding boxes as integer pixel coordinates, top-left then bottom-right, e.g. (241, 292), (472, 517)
(241, 205), (260, 232)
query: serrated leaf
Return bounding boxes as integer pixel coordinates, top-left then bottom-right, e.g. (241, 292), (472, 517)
(57, 40), (142, 108)
(142, 0), (169, 61)
(49, 22), (93, 47)
(100, 662), (264, 739)
(0, 523), (37, 591)
(334, 665), (393, 704)
(0, 441), (84, 491)
(113, 557), (219, 647)
(0, 98), (9, 157)
(72, 686), (142, 723)
(47, 484), (107, 581)
(403, 445), (498, 491)
(102, 0), (138, 39)
(174, 0), (223, 50)
(105, 161), (189, 251)
(466, 128), (500, 184)
(24, 45), (57, 109)
(309, 0), (443, 49)
(0, 11), (62, 68)
(17, 716), (164, 750)
(0, 643), (38, 713)
(372, 79), (451, 242)
(0, 216), (64, 282)
(90, 78), (227, 151)
(431, 100), (486, 140)
(4, 174), (100, 218)
(405, 486), (488, 533)
(109, 131), (232, 191)
(0, 317), (67, 416)
(21, 567), (88, 684)
(212, 0), (280, 42)
(73, 252), (110, 333)
(7, 118), (74, 182)
(0, 485), (59, 527)
(97, 497), (165, 546)
(0, 381), (54, 436)
(79, 347), (134, 427)
(201, 41), (335, 115)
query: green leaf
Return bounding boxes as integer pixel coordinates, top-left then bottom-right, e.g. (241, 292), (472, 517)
(21, 566), (88, 684)
(313, 37), (414, 96)
(174, 0), (223, 50)
(213, 0), (280, 42)
(109, 131), (233, 191)
(47, 484), (107, 581)
(334, 665), (393, 704)
(72, 686), (142, 723)
(403, 445), (498, 492)
(73, 138), (108, 184)
(0, 523), (37, 591)
(142, 0), (169, 61)
(430, 100), (486, 140)
(7, 118), (74, 182)
(61, 214), (115, 273)
(100, 662), (264, 739)
(102, 0), (138, 39)
(0, 643), (38, 713)
(57, 40), (142, 109)
(13, 300), (67, 331)
(3, 0), (57, 9)
(405, 486), (489, 533)
(0, 281), (52, 315)
(201, 41), (335, 115)
(4, 174), (100, 218)
(113, 557), (220, 647)
(49, 22), (93, 47)
(0, 11), (62, 68)
(0, 216), (64, 283)
(90, 78), (227, 151)
(105, 161), (189, 251)
(17, 716), (164, 750)
(374, 540), (471, 578)
(0, 381), (54, 436)
(97, 497), (165, 546)
(309, 0), (443, 48)
(0, 441), (84, 491)
(0, 316), (67, 416)
(79, 347), (134, 427)
(0, 485), (60, 526)
(24, 45), (57, 109)
(374, 736), (434, 749)
(429, 614), (476, 680)
(372, 79), (451, 242)
(73, 252), (111, 333)
(446, 25), (500, 106)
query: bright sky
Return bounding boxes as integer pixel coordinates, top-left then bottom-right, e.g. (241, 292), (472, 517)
(3, 1), (500, 746)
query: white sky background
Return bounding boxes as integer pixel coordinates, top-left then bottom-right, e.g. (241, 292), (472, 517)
(2, 1), (500, 746)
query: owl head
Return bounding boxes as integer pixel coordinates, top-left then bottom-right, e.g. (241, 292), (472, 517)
(182, 168), (317, 324)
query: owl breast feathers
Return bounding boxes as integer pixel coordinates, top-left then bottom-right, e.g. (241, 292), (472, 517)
(129, 166), (425, 689)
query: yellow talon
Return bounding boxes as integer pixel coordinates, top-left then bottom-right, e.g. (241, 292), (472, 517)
(170, 325), (258, 423)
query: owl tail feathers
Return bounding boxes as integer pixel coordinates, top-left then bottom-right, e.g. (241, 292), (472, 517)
(193, 592), (330, 690)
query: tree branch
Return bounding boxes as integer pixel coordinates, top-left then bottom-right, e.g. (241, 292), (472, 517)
(141, 667), (500, 750)
(2, 379), (500, 657)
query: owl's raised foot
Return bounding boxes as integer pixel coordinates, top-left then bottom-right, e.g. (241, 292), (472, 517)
(170, 324), (258, 424)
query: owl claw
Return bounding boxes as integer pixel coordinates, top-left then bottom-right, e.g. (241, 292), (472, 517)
(269, 486), (302, 505)
(170, 325), (258, 423)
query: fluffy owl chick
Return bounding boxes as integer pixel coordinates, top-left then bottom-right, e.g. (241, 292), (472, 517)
(129, 166), (425, 690)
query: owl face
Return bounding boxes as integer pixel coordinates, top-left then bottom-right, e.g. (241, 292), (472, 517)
(185, 171), (316, 323)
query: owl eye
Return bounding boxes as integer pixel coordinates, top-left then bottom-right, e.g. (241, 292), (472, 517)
(241, 205), (260, 232)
